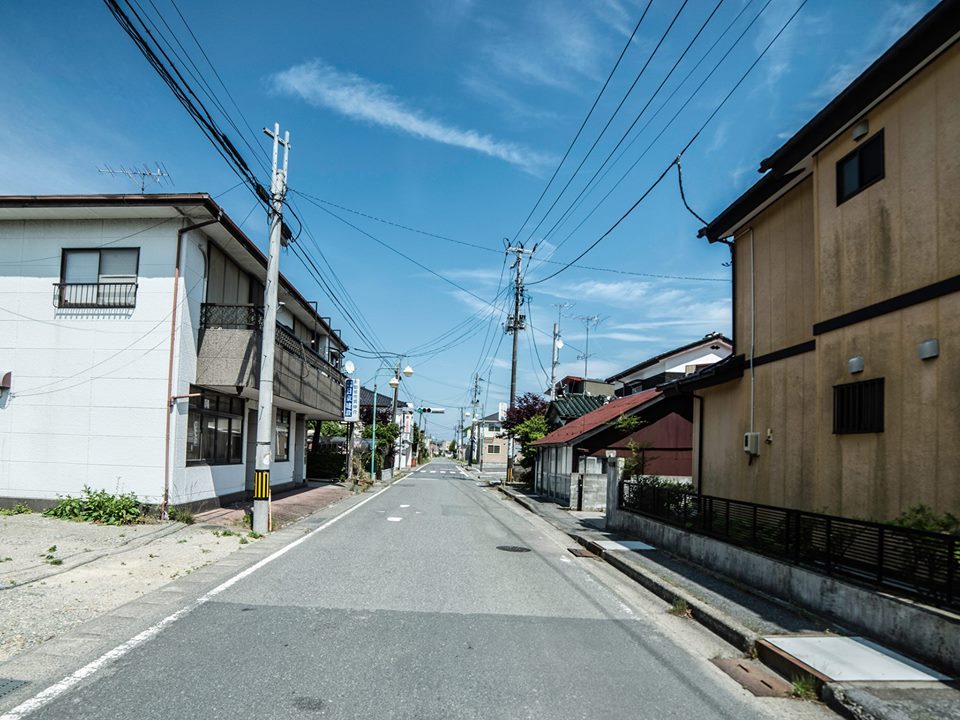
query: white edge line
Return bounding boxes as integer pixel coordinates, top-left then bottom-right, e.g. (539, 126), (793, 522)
(0, 477), (402, 720)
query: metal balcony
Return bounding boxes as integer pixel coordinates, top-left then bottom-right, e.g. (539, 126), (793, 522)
(52, 282), (138, 309)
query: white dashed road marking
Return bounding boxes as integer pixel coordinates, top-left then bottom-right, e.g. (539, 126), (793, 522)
(400, 504), (410, 508)
(387, 516), (403, 522)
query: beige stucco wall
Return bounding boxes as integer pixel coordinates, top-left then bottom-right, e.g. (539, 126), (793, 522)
(697, 41), (960, 521)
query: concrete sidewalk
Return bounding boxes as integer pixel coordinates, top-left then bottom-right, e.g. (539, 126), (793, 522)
(193, 480), (353, 529)
(490, 478), (960, 720)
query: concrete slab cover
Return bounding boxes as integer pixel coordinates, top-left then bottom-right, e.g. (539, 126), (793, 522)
(595, 540), (655, 552)
(763, 636), (951, 682)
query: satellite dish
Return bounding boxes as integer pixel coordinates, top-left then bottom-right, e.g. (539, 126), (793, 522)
(343, 360), (355, 374)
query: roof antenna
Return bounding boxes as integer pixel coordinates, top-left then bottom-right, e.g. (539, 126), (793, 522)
(98, 162), (174, 193)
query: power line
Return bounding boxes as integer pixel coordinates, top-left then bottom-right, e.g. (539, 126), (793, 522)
(526, 0), (807, 287)
(521, 0), (691, 249)
(509, 0), (653, 244)
(542, 0), (770, 258)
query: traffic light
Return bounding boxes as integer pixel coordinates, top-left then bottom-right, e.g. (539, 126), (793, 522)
(415, 407), (446, 414)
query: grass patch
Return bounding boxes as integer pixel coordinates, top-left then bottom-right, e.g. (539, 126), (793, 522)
(239, 537), (248, 545)
(168, 506), (194, 524)
(213, 529), (236, 537)
(668, 598), (692, 618)
(790, 674), (817, 701)
(0, 503), (32, 516)
(44, 486), (143, 525)
(248, 531), (263, 540)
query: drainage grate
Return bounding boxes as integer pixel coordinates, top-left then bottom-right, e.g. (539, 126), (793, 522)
(496, 545), (531, 553)
(568, 547), (597, 558)
(0, 678), (28, 700)
(712, 658), (790, 697)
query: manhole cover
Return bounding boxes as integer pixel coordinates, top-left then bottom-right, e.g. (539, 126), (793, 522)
(0, 678), (29, 700)
(568, 547), (598, 558)
(496, 545), (531, 553)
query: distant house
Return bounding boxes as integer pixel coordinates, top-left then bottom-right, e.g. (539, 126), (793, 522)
(473, 412), (507, 469)
(0, 194), (347, 510)
(551, 375), (615, 398)
(606, 333), (731, 396)
(532, 389), (693, 511)
(664, 2), (960, 520)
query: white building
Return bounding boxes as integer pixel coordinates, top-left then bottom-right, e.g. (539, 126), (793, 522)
(606, 332), (732, 396)
(0, 194), (346, 510)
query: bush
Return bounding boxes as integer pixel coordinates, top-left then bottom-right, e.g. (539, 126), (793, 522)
(43, 486), (143, 525)
(890, 504), (960, 534)
(0, 503), (32, 516)
(307, 446), (346, 479)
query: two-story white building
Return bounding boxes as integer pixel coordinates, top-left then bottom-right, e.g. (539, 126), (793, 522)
(0, 194), (346, 510)
(606, 332), (732, 396)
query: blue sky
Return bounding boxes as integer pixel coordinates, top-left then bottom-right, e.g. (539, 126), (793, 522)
(0, 0), (936, 439)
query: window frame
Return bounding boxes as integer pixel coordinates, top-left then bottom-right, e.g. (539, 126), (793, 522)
(58, 247), (141, 308)
(486, 444), (500, 454)
(186, 386), (246, 466)
(836, 130), (885, 205)
(275, 409), (291, 462)
(833, 378), (885, 434)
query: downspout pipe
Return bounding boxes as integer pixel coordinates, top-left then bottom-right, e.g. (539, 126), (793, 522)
(162, 215), (220, 518)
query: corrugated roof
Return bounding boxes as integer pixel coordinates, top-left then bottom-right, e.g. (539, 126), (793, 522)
(533, 389), (662, 447)
(551, 394), (606, 419)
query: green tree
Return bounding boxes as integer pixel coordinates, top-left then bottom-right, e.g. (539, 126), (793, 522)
(319, 421), (347, 437)
(512, 414), (549, 470)
(447, 440), (456, 454)
(360, 422), (400, 478)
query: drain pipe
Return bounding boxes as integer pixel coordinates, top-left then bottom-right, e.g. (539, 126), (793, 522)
(747, 227), (756, 466)
(162, 215), (220, 518)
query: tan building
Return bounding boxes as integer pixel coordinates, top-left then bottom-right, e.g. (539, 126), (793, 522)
(667, 3), (960, 521)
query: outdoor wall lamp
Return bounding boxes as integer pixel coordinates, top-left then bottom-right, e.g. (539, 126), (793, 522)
(847, 355), (865, 374)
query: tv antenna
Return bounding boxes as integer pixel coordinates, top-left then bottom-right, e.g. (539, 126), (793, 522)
(98, 162), (174, 193)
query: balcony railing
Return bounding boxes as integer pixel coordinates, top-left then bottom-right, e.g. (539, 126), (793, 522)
(198, 303), (340, 375)
(52, 282), (138, 309)
(619, 479), (960, 611)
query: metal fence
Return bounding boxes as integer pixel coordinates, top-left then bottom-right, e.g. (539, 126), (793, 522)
(619, 479), (960, 610)
(53, 282), (138, 309)
(199, 303), (263, 329)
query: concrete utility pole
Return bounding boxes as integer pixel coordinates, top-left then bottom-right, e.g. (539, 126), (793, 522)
(549, 303), (572, 399)
(468, 374), (481, 465)
(253, 122), (290, 536)
(577, 314), (602, 379)
(504, 244), (535, 483)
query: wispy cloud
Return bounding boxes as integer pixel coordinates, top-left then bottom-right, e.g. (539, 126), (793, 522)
(272, 60), (553, 173)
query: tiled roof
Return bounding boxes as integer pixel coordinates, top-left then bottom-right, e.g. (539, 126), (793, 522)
(360, 387), (395, 407)
(551, 394), (606, 419)
(532, 388), (662, 447)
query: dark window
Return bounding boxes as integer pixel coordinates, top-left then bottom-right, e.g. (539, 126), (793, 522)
(186, 386), (245, 465)
(57, 248), (139, 308)
(833, 378), (884, 434)
(275, 409), (291, 462)
(836, 131), (884, 204)
(487, 444), (500, 454)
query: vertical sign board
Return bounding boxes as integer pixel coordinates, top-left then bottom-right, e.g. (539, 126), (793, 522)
(498, 401), (508, 422)
(342, 377), (360, 422)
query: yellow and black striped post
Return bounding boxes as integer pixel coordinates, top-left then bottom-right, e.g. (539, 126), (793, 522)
(254, 470), (270, 501)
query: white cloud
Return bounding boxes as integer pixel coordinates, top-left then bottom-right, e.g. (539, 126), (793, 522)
(272, 60), (553, 173)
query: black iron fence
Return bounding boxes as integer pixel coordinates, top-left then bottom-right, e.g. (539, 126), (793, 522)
(53, 282), (138, 309)
(619, 479), (960, 610)
(199, 303), (263, 329)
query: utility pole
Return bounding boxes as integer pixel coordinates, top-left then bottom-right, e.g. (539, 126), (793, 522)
(468, 374), (481, 465)
(253, 122), (290, 536)
(549, 303), (572, 399)
(504, 244), (535, 483)
(576, 314), (602, 379)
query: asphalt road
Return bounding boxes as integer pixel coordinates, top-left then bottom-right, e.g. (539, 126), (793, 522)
(18, 459), (828, 720)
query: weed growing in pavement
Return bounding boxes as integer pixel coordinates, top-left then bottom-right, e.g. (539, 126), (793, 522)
(239, 537), (248, 545)
(668, 598), (692, 618)
(0, 557), (12, 563)
(790, 674), (817, 700)
(44, 486), (143, 525)
(241, 512), (252, 529)
(168, 506), (194, 524)
(213, 529), (236, 537)
(47, 545), (57, 553)
(0, 503), (32, 516)
(248, 532), (263, 540)
(177, 539), (187, 544)
(48, 558), (63, 566)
